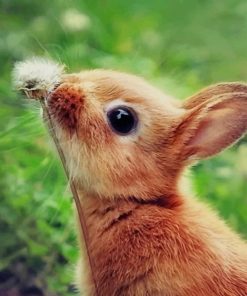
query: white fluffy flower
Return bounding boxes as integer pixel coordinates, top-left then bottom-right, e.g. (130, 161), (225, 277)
(12, 57), (65, 98)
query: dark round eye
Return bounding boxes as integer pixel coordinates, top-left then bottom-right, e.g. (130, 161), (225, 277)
(107, 106), (138, 135)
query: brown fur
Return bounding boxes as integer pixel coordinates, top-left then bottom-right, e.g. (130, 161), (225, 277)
(47, 70), (247, 295)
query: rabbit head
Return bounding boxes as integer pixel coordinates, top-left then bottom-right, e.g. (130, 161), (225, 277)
(13, 59), (247, 202)
(47, 70), (247, 201)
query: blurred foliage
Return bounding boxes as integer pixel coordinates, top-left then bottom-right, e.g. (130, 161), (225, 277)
(0, 0), (246, 295)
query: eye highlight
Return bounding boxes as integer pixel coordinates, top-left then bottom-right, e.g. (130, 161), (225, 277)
(107, 106), (138, 135)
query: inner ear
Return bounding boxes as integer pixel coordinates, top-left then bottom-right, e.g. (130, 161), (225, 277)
(179, 93), (247, 160)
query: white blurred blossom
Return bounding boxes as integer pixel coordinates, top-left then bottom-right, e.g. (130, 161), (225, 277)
(61, 9), (91, 32)
(237, 145), (247, 176)
(217, 167), (232, 178)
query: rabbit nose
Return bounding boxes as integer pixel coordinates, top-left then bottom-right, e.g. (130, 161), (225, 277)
(48, 83), (85, 132)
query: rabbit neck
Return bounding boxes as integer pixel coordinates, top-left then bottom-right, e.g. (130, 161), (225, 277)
(75, 190), (247, 296)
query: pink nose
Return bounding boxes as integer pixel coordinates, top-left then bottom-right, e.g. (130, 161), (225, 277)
(48, 83), (85, 132)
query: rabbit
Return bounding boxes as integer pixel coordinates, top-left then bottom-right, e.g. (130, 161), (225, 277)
(13, 58), (247, 296)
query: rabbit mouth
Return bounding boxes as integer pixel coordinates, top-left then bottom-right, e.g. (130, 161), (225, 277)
(48, 83), (84, 133)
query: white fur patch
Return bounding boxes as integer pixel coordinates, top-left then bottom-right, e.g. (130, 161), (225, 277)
(12, 57), (65, 94)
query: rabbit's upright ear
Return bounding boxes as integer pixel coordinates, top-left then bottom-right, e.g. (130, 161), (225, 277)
(183, 82), (247, 109)
(175, 83), (247, 161)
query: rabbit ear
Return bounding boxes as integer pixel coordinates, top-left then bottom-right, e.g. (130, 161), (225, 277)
(183, 82), (247, 109)
(176, 90), (247, 161)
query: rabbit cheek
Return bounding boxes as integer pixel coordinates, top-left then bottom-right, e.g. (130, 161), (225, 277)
(48, 84), (84, 133)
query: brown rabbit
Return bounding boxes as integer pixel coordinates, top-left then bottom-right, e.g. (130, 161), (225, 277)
(14, 59), (247, 296)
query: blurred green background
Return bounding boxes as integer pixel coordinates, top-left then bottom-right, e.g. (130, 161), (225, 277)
(0, 0), (247, 295)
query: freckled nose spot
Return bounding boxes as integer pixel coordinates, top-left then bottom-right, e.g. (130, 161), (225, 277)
(48, 83), (85, 132)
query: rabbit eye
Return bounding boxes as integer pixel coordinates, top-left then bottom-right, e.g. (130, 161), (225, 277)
(107, 106), (138, 135)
